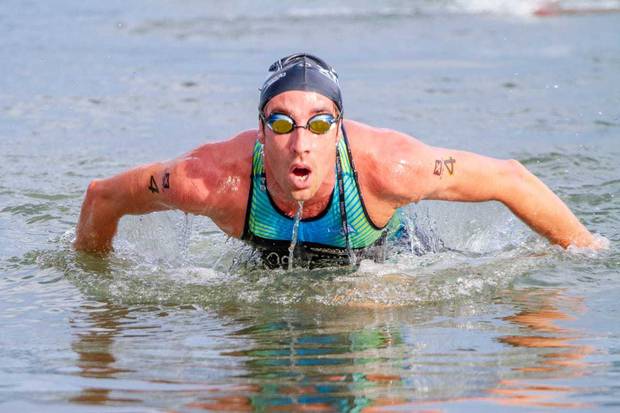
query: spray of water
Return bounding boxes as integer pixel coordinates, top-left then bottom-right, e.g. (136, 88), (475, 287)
(345, 234), (357, 267)
(178, 213), (193, 264)
(59, 202), (558, 307)
(287, 201), (304, 270)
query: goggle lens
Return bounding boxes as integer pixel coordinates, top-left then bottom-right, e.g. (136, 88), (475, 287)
(270, 117), (295, 134)
(263, 113), (339, 135)
(308, 117), (332, 134)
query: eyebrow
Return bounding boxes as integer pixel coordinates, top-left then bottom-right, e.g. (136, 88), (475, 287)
(266, 105), (335, 117)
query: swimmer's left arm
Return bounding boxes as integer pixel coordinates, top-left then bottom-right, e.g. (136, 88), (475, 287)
(376, 130), (601, 249)
(432, 151), (598, 249)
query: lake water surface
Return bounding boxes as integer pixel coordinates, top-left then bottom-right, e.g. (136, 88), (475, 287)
(1, 0), (619, 411)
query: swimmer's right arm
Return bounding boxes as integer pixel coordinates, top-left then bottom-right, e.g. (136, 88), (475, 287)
(74, 131), (255, 252)
(74, 159), (205, 252)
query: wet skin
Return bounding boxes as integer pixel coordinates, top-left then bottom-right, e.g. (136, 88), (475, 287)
(258, 91), (341, 219)
(74, 90), (601, 252)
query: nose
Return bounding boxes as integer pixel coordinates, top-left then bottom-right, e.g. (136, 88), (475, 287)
(289, 127), (313, 156)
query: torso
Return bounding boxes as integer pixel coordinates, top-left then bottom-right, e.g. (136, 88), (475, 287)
(239, 125), (403, 267)
(204, 120), (404, 239)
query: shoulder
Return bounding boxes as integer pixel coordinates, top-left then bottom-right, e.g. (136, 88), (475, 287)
(175, 130), (256, 188)
(170, 130), (257, 236)
(343, 120), (429, 206)
(184, 129), (257, 170)
(343, 120), (426, 165)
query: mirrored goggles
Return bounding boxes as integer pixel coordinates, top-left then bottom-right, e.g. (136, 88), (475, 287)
(260, 112), (341, 135)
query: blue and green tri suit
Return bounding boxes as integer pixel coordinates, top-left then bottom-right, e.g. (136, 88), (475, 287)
(242, 126), (402, 268)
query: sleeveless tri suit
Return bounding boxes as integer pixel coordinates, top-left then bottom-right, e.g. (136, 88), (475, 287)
(242, 126), (403, 268)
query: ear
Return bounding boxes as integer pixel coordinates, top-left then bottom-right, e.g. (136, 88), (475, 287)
(257, 116), (265, 144)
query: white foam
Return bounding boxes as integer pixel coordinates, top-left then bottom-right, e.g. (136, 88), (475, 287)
(567, 234), (611, 257)
(450, 0), (537, 16)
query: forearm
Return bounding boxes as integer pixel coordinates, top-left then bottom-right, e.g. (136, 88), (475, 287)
(74, 164), (171, 252)
(498, 160), (595, 248)
(393, 136), (599, 249)
(74, 179), (124, 252)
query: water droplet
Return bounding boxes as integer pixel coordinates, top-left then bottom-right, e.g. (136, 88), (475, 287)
(288, 201), (303, 271)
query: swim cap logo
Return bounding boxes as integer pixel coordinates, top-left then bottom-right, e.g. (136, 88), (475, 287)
(314, 64), (339, 84)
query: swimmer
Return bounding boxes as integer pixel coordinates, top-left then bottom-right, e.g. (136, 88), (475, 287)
(74, 53), (604, 266)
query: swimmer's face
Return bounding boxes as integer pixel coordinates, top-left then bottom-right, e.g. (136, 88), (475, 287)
(259, 91), (341, 203)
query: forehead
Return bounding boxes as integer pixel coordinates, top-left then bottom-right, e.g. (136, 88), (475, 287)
(264, 90), (336, 117)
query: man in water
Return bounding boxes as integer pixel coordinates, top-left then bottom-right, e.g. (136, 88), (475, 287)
(74, 53), (602, 267)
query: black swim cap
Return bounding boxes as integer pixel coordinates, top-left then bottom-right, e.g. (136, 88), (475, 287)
(259, 53), (343, 113)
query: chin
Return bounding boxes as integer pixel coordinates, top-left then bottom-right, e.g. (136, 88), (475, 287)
(290, 187), (316, 202)
(290, 191), (311, 202)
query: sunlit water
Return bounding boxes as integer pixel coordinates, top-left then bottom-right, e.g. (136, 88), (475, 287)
(1, 0), (619, 411)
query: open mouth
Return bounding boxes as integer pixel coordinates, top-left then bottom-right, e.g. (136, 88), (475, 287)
(289, 164), (312, 189)
(292, 166), (311, 181)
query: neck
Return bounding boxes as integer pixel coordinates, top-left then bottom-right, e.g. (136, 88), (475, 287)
(267, 174), (335, 219)
(272, 193), (330, 219)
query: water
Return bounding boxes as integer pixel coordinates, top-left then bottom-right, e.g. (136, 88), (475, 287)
(1, 0), (620, 411)
(287, 201), (303, 271)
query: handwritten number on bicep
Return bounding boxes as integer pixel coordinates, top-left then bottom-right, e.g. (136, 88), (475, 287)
(162, 172), (170, 189)
(444, 157), (455, 175)
(148, 175), (160, 193)
(433, 157), (456, 177)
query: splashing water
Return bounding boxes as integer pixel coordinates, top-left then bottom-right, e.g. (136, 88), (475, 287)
(83, 201), (543, 306)
(178, 213), (193, 264)
(345, 231), (357, 267)
(288, 201), (303, 271)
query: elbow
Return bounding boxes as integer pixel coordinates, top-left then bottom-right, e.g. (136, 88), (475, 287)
(75, 179), (117, 252)
(504, 159), (528, 178)
(493, 159), (530, 202)
(86, 179), (101, 197)
(84, 179), (100, 204)
(82, 178), (118, 215)
(507, 159), (538, 187)
(84, 179), (109, 204)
